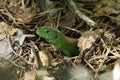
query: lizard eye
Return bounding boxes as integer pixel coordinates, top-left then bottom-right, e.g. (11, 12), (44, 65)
(46, 30), (50, 33)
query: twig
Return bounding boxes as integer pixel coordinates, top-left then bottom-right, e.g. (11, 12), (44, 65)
(66, 0), (97, 26)
(0, 55), (25, 69)
(8, 37), (34, 65)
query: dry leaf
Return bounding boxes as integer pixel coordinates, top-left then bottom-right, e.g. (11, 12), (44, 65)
(0, 38), (12, 58)
(14, 34), (35, 46)
(24, 71), (36, 80)
(39, 50), (53, 67)
(42, 76), (55, 80)
(77, 30), (101, 51)
(0, 22), (17, 40)
(24, 69), (54, 80)
(0, 28), (34, 58)
(13, 28), (35, 46)
(94, 0), (120, 16)
(14, 1), (39, 23)
(104, 30), (116, 40)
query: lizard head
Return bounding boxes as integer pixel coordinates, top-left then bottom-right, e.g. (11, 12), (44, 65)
(36, 27), (58, 41)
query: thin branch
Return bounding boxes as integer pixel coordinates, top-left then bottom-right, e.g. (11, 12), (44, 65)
(66, 0), (97, 26)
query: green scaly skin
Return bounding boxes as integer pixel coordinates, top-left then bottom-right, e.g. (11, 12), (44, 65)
(36, 27), (79, 57)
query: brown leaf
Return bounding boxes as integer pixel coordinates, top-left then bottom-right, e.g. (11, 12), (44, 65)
(0, 22), (17, 40)
(77, 30), (101, 51)
(24, 69), (54, 80)
(94, 0), (120, 16)
(39, 50), (53, 67)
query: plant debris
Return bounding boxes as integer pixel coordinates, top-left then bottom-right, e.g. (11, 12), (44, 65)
(0, 0), (119, 80)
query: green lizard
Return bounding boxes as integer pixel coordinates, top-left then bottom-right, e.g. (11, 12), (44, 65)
(36, 27), (79, 57)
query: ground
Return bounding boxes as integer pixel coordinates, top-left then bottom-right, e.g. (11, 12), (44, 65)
(0, 0), (119, 80)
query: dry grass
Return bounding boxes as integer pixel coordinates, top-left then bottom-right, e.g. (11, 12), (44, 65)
(0, 0), (119, 80)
